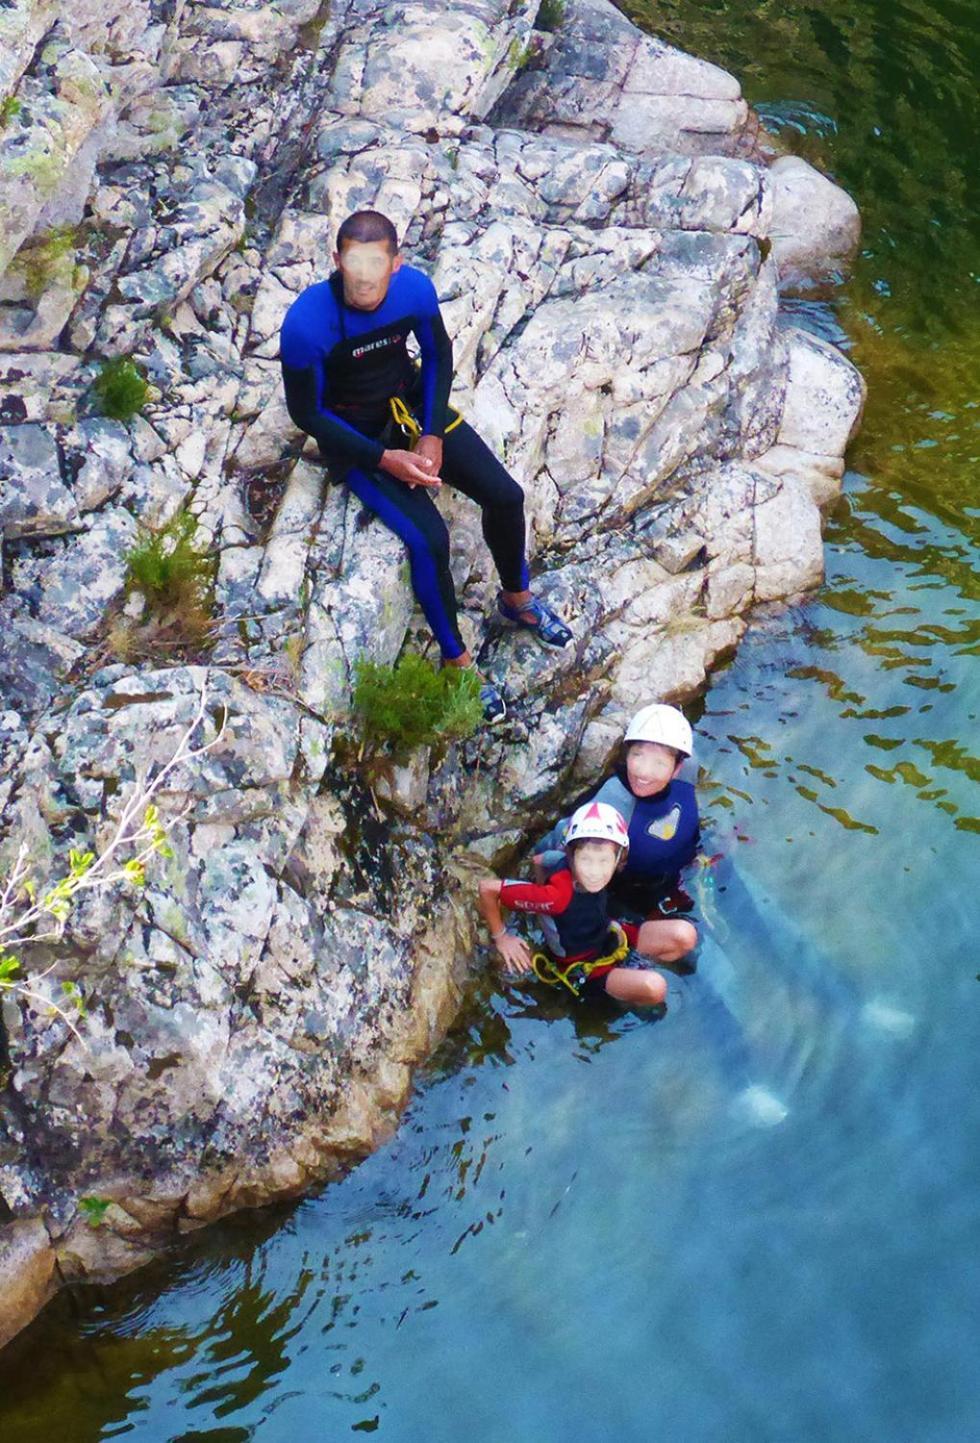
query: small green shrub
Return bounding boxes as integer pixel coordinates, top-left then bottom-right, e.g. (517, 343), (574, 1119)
(0, 96), (22, 129)
(353, 653), (483, 758)
(14, 224), (77, 299)
(510, 39), (537, 70)
(124, 508), (216, 650)
(535, 0), (565, 32)
(78, 1197), (111, 1228)
(92, 357), (149, 421)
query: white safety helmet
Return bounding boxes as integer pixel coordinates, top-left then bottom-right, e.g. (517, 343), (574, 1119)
(624, 703), (693, 758)
(565, 800), (630, 853)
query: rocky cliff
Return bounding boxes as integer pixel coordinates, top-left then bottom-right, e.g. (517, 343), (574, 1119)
(0, 0), (864, 1346)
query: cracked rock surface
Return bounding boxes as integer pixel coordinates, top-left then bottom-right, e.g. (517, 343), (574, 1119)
(0, 0), (864, 1345)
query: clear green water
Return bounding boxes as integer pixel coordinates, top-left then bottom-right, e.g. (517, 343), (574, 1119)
(1, 3), (978, 1438)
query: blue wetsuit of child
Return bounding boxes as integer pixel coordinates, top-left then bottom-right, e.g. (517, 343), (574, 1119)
(279, 265), (529, 658)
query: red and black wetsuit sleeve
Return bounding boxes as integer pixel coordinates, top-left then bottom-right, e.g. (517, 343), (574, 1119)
(498, 868), (575, 916)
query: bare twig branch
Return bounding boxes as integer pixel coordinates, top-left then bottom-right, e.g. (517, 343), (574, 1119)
(0, 675), (227, 1030)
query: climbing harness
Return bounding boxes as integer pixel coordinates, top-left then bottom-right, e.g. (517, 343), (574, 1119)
(531, 921), (631, 998)
(389, 393), (463, 446)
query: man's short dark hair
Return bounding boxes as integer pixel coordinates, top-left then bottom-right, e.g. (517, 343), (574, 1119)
(336, 210), (399, 255)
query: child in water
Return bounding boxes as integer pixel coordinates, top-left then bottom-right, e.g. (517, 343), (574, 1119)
(478, 800), (668, 1006)
(536, 703), (701, 978)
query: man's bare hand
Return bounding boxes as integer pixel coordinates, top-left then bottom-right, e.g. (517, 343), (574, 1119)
(414, 434), (444, 475)
(380, 447), (441, 489)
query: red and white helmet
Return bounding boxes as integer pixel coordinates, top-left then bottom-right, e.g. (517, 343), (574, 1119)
(624, 703), (693, 757)
(565, 800), (630, 852)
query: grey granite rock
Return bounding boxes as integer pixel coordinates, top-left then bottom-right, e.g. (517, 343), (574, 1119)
(0, 421), (78, 538)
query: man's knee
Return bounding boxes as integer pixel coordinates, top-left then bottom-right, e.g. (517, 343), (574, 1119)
(445, 425), (525, 510)
(674, 920), (699, 957)
(489, 474), (525, 512)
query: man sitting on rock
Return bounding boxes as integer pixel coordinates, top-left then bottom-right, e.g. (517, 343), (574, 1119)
(279, 208), (572, 723)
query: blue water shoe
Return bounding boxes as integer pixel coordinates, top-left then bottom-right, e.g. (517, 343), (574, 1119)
(497, 593), (573, 649)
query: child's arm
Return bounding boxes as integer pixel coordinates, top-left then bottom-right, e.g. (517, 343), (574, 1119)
(478, 878), (533, 972)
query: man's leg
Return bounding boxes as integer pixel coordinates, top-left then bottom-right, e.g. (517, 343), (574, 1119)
(441, 421), (573, 648)
(344, 466), (465, 660)
(439, 421), (529, 593)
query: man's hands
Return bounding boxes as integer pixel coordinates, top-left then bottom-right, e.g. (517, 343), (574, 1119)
(380, 436), (443, 489)
(413, 434), (443, 475)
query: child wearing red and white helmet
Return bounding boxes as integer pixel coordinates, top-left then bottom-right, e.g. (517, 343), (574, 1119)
(477, 800), (668, 1006)
(536, 703), (700, 977)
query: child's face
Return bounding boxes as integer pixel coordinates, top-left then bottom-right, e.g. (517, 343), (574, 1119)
(626, 741), (682, 797)
(570, 839), (621, 893)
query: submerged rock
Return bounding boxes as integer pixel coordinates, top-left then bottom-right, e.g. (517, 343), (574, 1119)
(0, 0), (864, 1346)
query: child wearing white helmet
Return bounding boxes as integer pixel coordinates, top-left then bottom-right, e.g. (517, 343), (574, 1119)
(535, 702), (700, 983)
(477, 800), (668, 1006)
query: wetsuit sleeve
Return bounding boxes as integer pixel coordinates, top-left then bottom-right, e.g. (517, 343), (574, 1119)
(280, 316), (385, 471)
(536, 847), (566, 872)
(499, 869), (574, 917)
(412, 274), (453, 438)
(536, 819), (567, 854)
(590, 774), (637, 824)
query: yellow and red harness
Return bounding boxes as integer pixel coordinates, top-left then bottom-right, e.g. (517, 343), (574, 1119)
(530, 922), (632, 998)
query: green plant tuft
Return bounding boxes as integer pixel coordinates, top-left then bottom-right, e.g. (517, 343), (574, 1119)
(511, 39), (537, 71)
(535, 0), (565, 32)
(79, 1196), (111, 1228)
(352, 653), (483, 759)
(14, 224), (78, 300)
(122, 508), (216, 652)
(0, 96), (22, 129)
(92, 356), (149, 422)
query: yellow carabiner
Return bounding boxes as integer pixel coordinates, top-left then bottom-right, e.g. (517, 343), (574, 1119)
(389, 393), (465, 445)
(389, 395), (421, 446)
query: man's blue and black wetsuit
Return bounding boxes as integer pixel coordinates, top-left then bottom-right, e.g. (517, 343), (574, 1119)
(279, 264), (529, 659)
